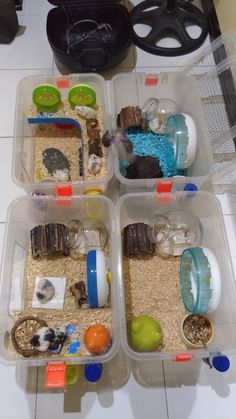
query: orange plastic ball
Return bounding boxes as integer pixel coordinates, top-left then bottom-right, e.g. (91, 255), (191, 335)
(84, 324), (110, 355)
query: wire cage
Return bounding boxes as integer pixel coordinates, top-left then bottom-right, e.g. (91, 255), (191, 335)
(183, 32), (236, 193)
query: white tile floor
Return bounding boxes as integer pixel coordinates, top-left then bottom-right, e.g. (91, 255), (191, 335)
(0, 1), (236, 418)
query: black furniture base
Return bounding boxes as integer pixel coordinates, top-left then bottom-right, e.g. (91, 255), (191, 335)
(131, 0), (208, 56)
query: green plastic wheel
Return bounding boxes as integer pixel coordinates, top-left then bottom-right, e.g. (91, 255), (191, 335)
(32, 84), (61, 112)
(68, 84), (96, 109)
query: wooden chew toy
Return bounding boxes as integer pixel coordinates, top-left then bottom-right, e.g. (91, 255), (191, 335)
(30, 223), (70, 258)
(124, 223), (155, 256)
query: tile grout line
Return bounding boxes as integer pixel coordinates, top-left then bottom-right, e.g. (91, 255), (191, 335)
(162, 361), (170, 419)
(17, 14), (53, 17)
(34, 367), (39, 419)
(51, 56), (54, 75)
(0, 68), (53, 71)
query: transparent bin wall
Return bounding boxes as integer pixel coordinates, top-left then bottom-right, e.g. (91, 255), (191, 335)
(225, 187), (236, 278)
(183, 32), (236, 193)
(0, 195), (119, 366)
(110, 72), (214, 194)
(117, 191), (236, 362)
(13, 74), (112, 195)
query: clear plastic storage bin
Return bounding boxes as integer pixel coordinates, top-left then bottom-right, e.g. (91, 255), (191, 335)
(13, 74), (112, 195)
(110, 33), (236, 194)
(0, 194), (119, 366)
(111, 72), (213, 194)
(117, 191), (236, 362)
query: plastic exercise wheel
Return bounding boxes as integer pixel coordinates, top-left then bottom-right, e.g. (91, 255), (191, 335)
(166, 113), (197, 169)
(180, 247), (222, 314)
(86, 249), (108, 308)
(68, 84), (96, 109)
(131, 0), (208, 57)
(32, 84), (61, 112)
(11, 316), (48, 357)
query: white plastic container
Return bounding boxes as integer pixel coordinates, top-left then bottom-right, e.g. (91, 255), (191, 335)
(0, 194), (119, 366)
(111, 72), (214, 194)
(13, 74), (113, 195)
(117, 191), (236, 362)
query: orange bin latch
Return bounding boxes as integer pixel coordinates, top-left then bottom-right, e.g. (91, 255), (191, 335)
(174, 354), (193, 363)
(55, 184), (73, 206)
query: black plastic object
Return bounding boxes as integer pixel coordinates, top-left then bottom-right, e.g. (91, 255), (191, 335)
(46, 0), (133, 72)
(15, 0), (23, 10)
(131, 0), (208, 56)
(0, 0), (19, 43)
